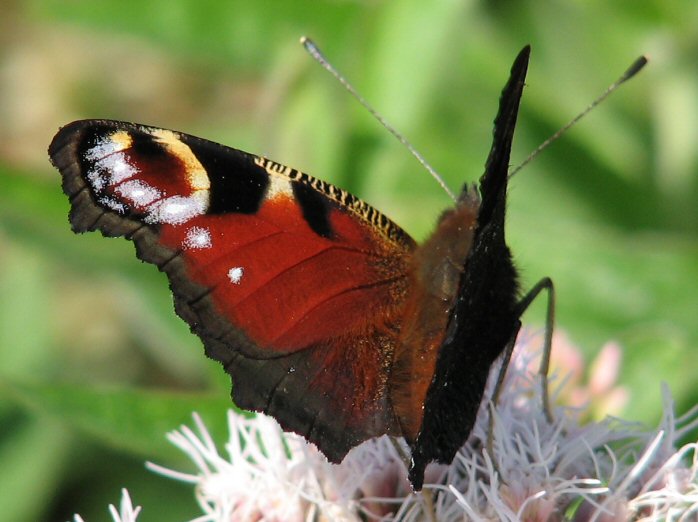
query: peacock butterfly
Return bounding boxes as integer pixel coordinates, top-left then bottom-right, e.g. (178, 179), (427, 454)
(49, 45), (546, 490)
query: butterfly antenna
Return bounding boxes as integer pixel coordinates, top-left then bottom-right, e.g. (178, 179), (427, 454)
(508, 55), (648, 179)
(301, 36), (457, 202)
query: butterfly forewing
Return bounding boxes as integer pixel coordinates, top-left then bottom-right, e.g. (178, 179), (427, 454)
(49, 120), (414, 460)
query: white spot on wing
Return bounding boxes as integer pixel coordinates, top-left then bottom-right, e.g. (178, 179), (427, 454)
(84, 132), (132, 162)
(87, 170), (106, 192)
(98, 196), (126, 214)
(227, 267), (244, 285)
(108, 154), (137, 184)
(88, 153), (138, 191)
(85, 132), (136, 190)
(115, 179), (161, 207)
(183, 226), (212, 250)
(144, 192), (208, 225)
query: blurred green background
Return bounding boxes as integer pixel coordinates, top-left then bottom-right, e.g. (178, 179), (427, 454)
(1, 1), (696, 520)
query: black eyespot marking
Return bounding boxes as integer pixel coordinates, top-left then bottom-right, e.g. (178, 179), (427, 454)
(181, 136), (269, 214)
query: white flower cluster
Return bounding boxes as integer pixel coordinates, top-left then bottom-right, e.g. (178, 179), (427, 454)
(72, 335), (698, 521)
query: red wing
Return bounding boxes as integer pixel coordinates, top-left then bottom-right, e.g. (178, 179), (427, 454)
(49, 120), (415, 460)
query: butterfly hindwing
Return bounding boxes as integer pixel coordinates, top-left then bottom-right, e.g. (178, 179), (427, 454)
(49, 120), (415, 460)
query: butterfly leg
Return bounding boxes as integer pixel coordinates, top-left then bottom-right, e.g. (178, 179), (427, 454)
(486, 277), (555, 469)
(515, 277), (556, 422)
(487, 320), (521, 461)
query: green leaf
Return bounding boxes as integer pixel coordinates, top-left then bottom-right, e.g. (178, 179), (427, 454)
(7, 380), (234, 462)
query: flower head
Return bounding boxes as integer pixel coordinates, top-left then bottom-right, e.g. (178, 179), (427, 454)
(521, 330), (630, 421)
(79, 331), (698, 521)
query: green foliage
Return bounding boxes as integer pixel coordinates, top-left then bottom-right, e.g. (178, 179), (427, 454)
(1, 1), (697, 520)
